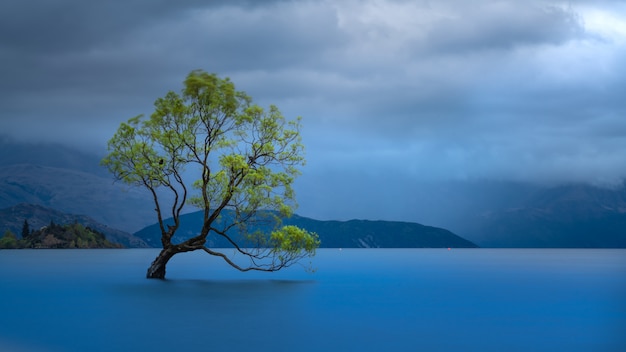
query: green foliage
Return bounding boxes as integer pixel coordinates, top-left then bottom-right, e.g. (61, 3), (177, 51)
(0, 223), (122, 249)
(0, 230), (19, 249)
(102, 70), (318, 275)
(269, 225), (320, 270)
(271, 225), (320, 253)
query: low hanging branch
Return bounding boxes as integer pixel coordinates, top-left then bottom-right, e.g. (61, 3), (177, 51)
(102, 70), (319, 279)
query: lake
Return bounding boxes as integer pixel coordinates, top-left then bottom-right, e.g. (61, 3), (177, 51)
(0, 249), (624, 351)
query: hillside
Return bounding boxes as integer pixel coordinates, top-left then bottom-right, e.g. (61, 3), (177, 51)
(0, 163), (159, 233)
(133, 210), (478, 248)
(0, 138), (167, 232)
(0, 203), (149, 248)
(1, 221), (122, 249)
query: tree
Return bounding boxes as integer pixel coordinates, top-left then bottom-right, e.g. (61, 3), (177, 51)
(21, 219), (30, 239)
(102, 70), (320, 279)
(0, 230), (18, 249)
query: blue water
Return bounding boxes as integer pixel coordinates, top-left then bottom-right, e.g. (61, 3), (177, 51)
(0, 249), (624, 352)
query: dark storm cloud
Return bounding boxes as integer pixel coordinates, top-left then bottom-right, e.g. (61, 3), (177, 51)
(0, 0), (344, 116)
(0, 0), (324, 148)
(0, 0), (286, 53)
(155, 3), (348, 74)
(1, 0), (626, 211)
(423, 3), (585, 54)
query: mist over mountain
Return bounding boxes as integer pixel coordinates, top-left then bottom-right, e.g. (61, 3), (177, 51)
(0, 163), (156, 233)
(468, 183), (626, 248)
(0, 138), (159, 232)
(0, 136), (108, 176)
(1, 138), (625, 248)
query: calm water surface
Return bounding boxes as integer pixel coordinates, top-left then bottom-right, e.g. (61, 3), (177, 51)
(0, 249), (624, 352)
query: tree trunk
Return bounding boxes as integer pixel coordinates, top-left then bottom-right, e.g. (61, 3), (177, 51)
(146, 247), (178, 279)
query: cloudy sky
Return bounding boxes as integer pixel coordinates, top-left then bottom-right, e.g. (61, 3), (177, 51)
(1, 0), (626, 223)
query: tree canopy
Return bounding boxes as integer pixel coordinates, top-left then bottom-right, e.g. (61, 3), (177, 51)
(0, 230), (18, 249)
(102, 70), (319, 279)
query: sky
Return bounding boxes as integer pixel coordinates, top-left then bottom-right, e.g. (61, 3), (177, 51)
(1, 0), (626, 223)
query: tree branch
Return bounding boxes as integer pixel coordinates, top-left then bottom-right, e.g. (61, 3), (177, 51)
(201, 247), (285, 272)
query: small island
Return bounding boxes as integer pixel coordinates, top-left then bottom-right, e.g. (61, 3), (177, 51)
(0, 221), (122, 249)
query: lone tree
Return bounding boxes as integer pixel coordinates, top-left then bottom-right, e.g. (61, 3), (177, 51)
(102, 70), (319, 279)
(21, 219), (30, 239)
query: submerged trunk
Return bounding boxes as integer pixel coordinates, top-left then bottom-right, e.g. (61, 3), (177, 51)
(146, 247), (178, 279)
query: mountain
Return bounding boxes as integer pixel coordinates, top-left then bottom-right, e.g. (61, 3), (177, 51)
(0, 164), (159, 233)
(3, 137), (626, 248)
(133, 210), (478, 248)
(0, 138), (161, 232)
(283, 215), (478, 248)
(0, 203), (149, 248)
(469, 183), (626, 248)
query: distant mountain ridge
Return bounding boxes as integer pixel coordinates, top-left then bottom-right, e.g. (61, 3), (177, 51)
(133, 210), (478, 248)
(469, 183), (626, 247)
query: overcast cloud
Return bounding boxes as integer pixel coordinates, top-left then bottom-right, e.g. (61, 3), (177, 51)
(1, 0), (626, 222)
